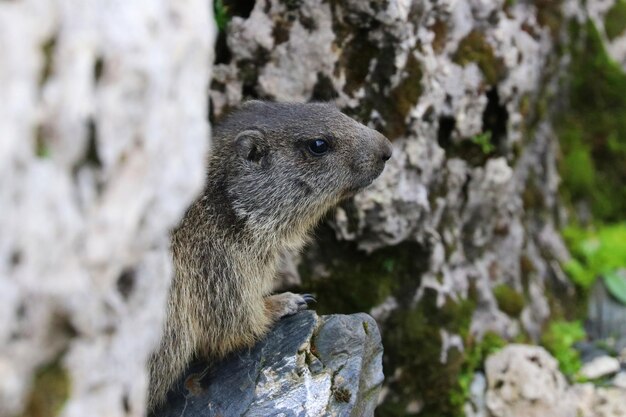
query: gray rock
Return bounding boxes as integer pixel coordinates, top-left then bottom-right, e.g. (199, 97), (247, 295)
(587, 272), (626, 344)
(151, 311), (383, 417)
(575, 341), (612, 364)
(464, 372), (487, 417)
(579, 356), (621, 380)
(611, 372), (626, 389)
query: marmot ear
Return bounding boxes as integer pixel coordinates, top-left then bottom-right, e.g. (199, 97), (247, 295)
(234, 129), (267, 164)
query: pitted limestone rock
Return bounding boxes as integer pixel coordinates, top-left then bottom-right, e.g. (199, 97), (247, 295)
(0, 2), (214, 416)
(485, 344), (626, 417)
(485, 345), (576, 417)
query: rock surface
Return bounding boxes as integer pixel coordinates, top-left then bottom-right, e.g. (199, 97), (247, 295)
(0, 1), (214, 416)
(587, 273), (626, 344)
(579, 355), (621, 380)
(485, 345), (626, 417)
(151, 311), (384, 417)
(485, 345), (575, 417)
(612, 372), (626, 389)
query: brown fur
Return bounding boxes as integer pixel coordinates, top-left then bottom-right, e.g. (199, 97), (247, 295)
(147, 101), (391, 410)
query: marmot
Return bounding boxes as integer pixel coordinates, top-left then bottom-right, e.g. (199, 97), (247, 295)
(147, 101), (392, 410)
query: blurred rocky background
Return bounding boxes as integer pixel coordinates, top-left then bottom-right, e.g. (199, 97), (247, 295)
(0, 1), (214, 416)
(2, 0), (626, 416)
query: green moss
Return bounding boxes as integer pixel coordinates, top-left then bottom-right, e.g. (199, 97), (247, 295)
(563, 223), (626, 289)
(453, 30), (505, 85)
(377, 288), (476, 417)
(300, 225), (488, 416)
(430, 20), (448, 54)
(299, 224), (429, 314)
(533, 0), (564, 36)
(214, 0), (229, 31)
(493, 284), (525, 317)
(439, 134), (496, 167)
(39, 36), (56, 86)
(521, 172), (546, 211)
(382, 52), (424, 139)
(605, 0), (626, 40)
(340, 30), (378, 95)
(35, 126), (51, 158)
(339, 28), (423, 140)
(22, 359), (71, 417)
(541, 320), (586, 377)
(470, 132), (495, 154)
(336, 8), (426, 140)
(560, 138), (595, 196)
(455, 332), (506, 408)
(557, 20), (626, 221)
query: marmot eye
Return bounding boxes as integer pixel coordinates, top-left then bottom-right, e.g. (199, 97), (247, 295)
(308, 139), (329, 155)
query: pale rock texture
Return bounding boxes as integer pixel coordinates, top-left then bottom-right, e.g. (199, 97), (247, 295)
(0, 1), (215, 416)
(579, 355), (621, 380)
(591, 387), (626, 417)
(485, 345), (576, 417)
(612, 372), (626, 389)
(485, 345), (626, 417)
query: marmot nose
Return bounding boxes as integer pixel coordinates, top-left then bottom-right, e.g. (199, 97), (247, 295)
(380, 142), (392, 162)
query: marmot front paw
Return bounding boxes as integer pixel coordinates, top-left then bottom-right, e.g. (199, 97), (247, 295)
(264, 292), (316, 320)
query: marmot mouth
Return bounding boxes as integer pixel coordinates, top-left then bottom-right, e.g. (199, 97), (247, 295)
(343, 178), (376, 196)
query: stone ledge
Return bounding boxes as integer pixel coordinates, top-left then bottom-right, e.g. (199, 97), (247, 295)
(152, 311), (383, 417)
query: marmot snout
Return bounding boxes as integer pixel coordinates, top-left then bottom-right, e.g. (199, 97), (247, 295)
(147, 101), (391, 411)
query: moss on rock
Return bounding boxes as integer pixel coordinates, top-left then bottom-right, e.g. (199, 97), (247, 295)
(340, 29), (378, 95)
(430, 20), (448, 54)
(351, 48), (424, 140)
(299, 225), (486, 416)
(381, 52), (424, 139)
(533, 0), (564, 37)
(455, 331), (506, 408)
(378, 288), (476, 417)
(298, 224), (429, 314)
(540, 320), (585, 377)
(453, 30), (505, 85)
(493, 284), (525, 317)
(22, 359), (71, 417)
(605, 0), (626, 41)
(557, 20), (626, 221)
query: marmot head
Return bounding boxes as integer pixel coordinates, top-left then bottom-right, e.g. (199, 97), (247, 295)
(212, 101), (392, 243)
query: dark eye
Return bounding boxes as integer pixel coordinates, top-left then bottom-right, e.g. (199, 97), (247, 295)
(308, 139), (329, 155)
